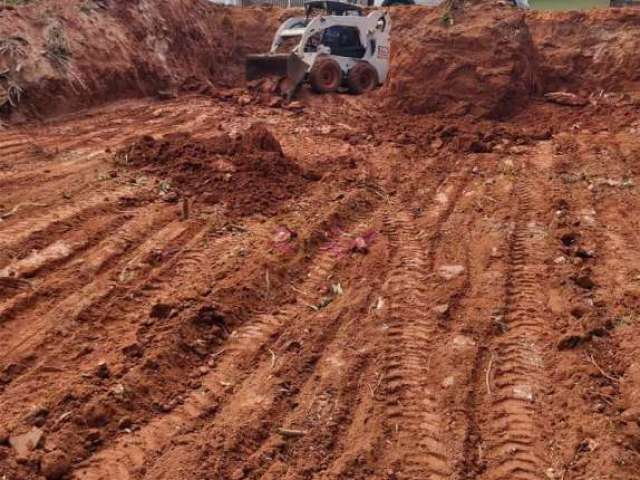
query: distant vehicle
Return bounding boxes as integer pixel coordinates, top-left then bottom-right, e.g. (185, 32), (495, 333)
(380, 0), (415, 6)
(610, 0), (640, 6)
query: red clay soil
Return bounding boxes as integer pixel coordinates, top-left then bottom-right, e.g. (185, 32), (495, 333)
(116, 124), (312, 217)
(3, 2), (640, 480)
(0, 0), (283, 120)
(528, 7), (640, 96)
(383, 1), (540, 119)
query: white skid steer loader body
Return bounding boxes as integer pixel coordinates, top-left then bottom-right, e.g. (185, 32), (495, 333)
(271, 10), (391, 86)
(246, 2), (390, 97)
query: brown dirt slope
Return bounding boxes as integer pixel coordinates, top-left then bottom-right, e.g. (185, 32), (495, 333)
(0, 0), (281, 120)
(529, 7), (640, 96)
(383, 1), (540, 119)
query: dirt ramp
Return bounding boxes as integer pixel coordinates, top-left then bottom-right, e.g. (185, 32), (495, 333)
(0, 0), (281, 120)
(529, 8), (640, 95)
(117, 124), (310, 217)
(383, 2), (540, 119)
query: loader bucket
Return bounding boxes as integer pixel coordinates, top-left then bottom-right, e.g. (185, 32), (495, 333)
(280, 53), (309, 100)
(246, 53), (310, 100)
(246, 53), (290, 81)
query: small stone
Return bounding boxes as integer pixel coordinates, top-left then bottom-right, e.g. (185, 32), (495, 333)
(150, 303), (172, 319)
(95, 361), (110, 379)
(161, 191), (179, 203)
(513, 385), (534, 402)
(431, 138), (444, 150)
(199, 366), (209, 375)
(545, 467), (560, 480)
(438, 265), (465, 280)
(553, 256), (566, 265)
(0, 426), (9, 445)
(453, 335), (476, 348)
(558, 334), (583, 351)
(574, 274), (595, 290)
(286, 101), (304, 111)
(112, 383), (125, 396)
(83, 402), (111, 428)
(237, 95), (252, 106)
(9, 427), (44, 458)
(118, 416), (132, 430)
(575, 247), (595, 259)
(433, 304), (449, 315)
(570, 306), (588, 318)
(25, 405), (49, 426)
(40, 450), (71, 480)
(122, 342), (144, 358)
(85, 429), (102, 444)
(442, 376), (455, 388)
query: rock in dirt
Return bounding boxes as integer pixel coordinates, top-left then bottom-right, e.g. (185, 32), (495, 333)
(433, 303), (450, 316)
(545, 92), (588, 107)
(118, 416), (133, 430)
(40, 450), (71, 480)
(122, 342), (144, 359)
(512, 384), (535, 402)
(194, 306), (226, 327)
(438, 265), (465, 280)
(9, 427), (43, 458)
(82, 402), (111, 428)
(573, 274), (595, 290)
(0, 426), (9, 445)
(558, 333), (583, 351)
(95, 361), (110, 379)
(150, 302), (173, 319)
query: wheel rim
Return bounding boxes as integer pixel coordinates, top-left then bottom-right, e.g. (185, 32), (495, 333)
(321, 66), (337, 88)
(359, 70), (373, 90)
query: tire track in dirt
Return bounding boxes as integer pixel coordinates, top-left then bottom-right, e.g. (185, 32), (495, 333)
(378, 165), (471, 480)
(0, 212), (127, 295)
(478, 160), (552, 480)
(550, 135), (640, 479)
(0, 152), (106, 204)
(0, 184), (140, 258)
(68, 190), (381, 480)
(0, 207), (185, 410)
(215, 222), (385, 480)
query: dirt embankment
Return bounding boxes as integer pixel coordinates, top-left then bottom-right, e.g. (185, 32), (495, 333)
(2, 0), (640, 123)
(116, 124), (313, 217)
(383, 1), (540, 119)
(529, 8), (640, 96)
(0, 0), (282, 120)
(384, 2), (640, 119)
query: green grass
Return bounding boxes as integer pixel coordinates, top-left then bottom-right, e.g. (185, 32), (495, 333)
(531, 0), (610, 10)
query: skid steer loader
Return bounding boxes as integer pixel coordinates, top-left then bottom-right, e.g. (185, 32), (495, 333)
(246, 0), (391, 99)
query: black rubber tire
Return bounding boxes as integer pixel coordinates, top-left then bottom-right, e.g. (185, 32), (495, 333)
(347, 61), (378, 94)
(309, 57), (342, 93)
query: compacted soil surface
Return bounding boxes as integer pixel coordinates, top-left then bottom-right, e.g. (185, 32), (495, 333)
(2, 1), (640, 480)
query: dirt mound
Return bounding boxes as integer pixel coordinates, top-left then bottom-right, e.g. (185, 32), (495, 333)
(0, 0), (283, 120)
(529, 8), (640, 96)
(383, 1), (540, 119)
(117, 124), (310, 217)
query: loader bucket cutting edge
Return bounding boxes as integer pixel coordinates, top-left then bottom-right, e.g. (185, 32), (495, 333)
(276, 54), (307, 100)
(245, 54), (290, 81)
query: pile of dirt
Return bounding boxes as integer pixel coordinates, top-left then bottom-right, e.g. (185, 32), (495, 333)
(528, 8), (640, 96)
(116, 124), (311, 217)
(383, 1), (540, 119)
(0, 0), (284, 120)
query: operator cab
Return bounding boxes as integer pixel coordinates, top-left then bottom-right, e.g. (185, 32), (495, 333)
(304, 0), (364, 17)
(302, 1), (367, 58)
